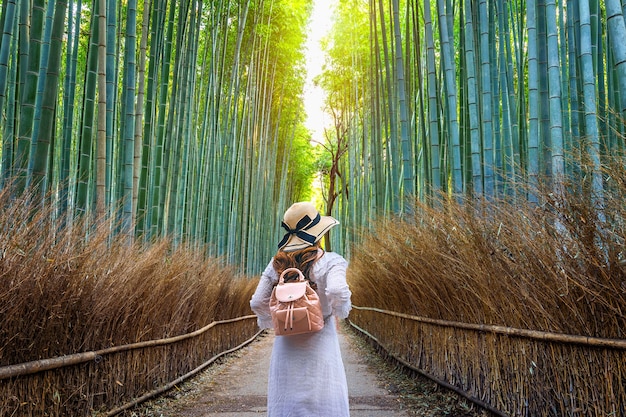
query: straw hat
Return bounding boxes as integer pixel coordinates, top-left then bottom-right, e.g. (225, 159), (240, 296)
(277, 202), (339, 252)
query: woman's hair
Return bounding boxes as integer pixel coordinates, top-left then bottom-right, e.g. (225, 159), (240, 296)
(273, 244), (322, 289)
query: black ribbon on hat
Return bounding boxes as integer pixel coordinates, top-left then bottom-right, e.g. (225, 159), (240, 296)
(277, 213), (321, 249)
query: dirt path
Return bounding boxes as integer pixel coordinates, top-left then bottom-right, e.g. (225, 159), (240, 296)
(133, 323), (491, 417)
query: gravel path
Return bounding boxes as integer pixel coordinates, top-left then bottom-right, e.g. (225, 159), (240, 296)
(129, 323), (492, 417)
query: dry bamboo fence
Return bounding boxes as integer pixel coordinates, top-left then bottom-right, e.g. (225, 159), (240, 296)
(349, 306), (626, 417)
(0, 315), (260, 417)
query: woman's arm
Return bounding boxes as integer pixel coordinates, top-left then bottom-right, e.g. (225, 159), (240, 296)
(325, 255), (352, 319)
(249, 261), (277, 329)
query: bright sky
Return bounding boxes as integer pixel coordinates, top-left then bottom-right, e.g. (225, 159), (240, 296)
(304, 0), (335, 145)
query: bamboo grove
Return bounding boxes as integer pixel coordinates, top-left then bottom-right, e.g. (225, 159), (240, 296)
(319, 0), (626, 255)
(1, 1), (625, 414)
(0, 0), (316, 273)
(1, 0), (626, 268)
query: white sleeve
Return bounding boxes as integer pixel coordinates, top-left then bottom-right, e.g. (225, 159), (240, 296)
(324, 256), (352, 319)
(249, 260), (278, 329)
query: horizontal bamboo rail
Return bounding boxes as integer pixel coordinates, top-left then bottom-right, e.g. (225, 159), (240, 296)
(0, 315), (257, 380)
(104, 329), (264, 416)
(352, 306), (626, 349)
(347, 320), (509, 417)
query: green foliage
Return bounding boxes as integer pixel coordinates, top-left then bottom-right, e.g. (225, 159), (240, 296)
(313, 139), (333, 175)
(0, 0), (317, 273)
(314, 0), (626, 256)
(289, 125), (315, 200)
(318, 0), (369, 109)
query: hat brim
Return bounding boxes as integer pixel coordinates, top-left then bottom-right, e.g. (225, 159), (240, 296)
(280, 215), (339, 252)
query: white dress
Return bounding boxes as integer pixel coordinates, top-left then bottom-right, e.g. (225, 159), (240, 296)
(250, 251), (352, 417)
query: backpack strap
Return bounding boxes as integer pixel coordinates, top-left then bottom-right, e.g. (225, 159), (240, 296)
(278, 267), (305, 285)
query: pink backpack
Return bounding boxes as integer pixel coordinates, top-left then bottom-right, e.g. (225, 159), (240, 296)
(269, 268), (324, 336)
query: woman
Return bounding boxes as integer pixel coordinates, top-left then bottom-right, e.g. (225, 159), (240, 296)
(250, 202), (352, 417)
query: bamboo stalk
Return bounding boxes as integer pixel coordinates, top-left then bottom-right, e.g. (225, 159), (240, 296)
(0, 315), (257, 380)
(352, 306), (626, 349)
